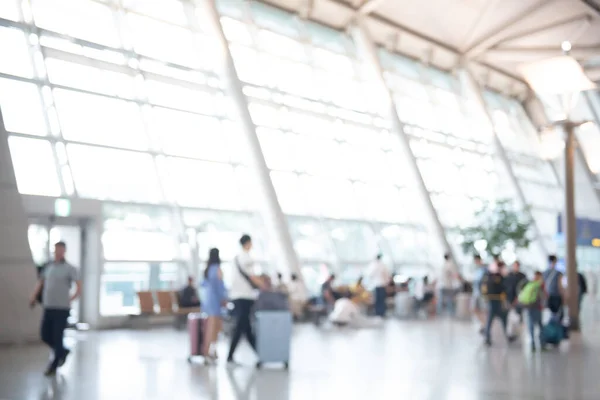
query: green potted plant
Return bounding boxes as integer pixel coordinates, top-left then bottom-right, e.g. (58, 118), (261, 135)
(457, 199), (532, 257)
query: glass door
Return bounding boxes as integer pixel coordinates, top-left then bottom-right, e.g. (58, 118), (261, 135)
(27, 217), (85, 325)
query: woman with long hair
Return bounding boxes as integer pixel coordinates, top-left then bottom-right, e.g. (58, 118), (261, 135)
(202, 248), (227, 362)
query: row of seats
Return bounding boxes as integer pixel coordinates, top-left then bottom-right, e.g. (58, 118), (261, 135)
(134, 291), (200, 316)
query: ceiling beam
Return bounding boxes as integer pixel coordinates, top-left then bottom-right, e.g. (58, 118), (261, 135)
(490, 14), (593, 50)
(459, 0), (502, 52)
(582, 0), (600, 16)
(324, 0), (527, 85)
(358, 0), (386, 15)
(486, 45), (600, 60)
(463, 0), (556, 60)
(298, 0), (314, 19)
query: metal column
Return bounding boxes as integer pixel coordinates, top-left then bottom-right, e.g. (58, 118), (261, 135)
(198, 0), (303, 281)
(563, 122), (579, 331)
(350, 19), (453, 260)
(459, 68), (548, 258)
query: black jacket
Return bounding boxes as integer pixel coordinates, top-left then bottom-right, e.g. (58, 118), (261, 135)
(505, 271), (527, 304)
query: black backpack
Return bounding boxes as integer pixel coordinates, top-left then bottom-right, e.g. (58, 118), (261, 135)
(481, 272), (504, 297)
(36, 262), (49, 304)
(579, 273), (588, 295)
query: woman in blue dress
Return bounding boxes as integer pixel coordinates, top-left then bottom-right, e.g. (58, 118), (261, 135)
(202, 248), (227, 361)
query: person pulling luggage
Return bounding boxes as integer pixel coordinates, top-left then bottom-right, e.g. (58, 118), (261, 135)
(518, 271), (547, 351)
(480, 261), (516, 346)
(227, 234), (264, 365)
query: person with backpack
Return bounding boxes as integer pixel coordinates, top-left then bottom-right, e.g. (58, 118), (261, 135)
(481, 262), (516, 346)
(543, 255), (565, 321)
(518, 271), (547, 351)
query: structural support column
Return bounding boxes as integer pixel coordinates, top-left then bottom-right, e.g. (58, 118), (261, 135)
(198, 0), (302, 282)
(350, 18), (453, 260)
(563, 122), (579, 331)
(459, 68), (548, 258)
(0, 109), (41, 343)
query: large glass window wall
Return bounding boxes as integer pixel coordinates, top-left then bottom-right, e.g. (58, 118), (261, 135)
(217, 1), (438, 290)
(1, 0), (270, 316)
(380, 49), (512, 270)
(5, 0), (599, 304)
(483, 92), (562, 258)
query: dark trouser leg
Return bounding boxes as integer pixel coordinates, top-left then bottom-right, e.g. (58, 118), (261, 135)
(375, 287), (386, 317)
(242, 301), (256, 351)
(500, 305), (508, 336)
(41, 309), (54, 348)
(228, 299), (254, 360)
(548, 295), (563, 320)
(485, 301), (501, 342)
(48, 309), (69, 369)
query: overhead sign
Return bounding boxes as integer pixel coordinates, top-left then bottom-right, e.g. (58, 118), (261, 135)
(557, 214), (600, 247)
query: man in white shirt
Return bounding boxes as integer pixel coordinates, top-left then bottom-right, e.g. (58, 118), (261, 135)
(287, 273), (307, 319)
(436, 253), (460, 316)
(366, 254), (391, 317)
(227, 234), (263, 364)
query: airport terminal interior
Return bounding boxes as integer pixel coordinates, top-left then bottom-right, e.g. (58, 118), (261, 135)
(2, 0), (600, 398)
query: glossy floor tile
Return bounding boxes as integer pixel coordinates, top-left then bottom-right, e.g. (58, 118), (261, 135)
(3, 308), (600, 400)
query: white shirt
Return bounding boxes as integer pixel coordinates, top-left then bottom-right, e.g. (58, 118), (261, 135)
(229, 250), (258, 300)
(367, 260), (390, 288)
(287, 280), (306, 302)
(329, 298), (359, 323)
(438, 260), (458, 290)
(413, 279), (425, 300)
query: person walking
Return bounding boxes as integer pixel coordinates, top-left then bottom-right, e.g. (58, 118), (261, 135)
(519, 271), (547, 351)
(227, 234), (263, 364)
(436, 253), (460, 316)
(366, 254), (391, 317)
(202, 248), (227, 363)
(481, 262), (516, 346)
(471, 255), (488, 333)
(29, 241), (81, 376)
(543, 255), (565, 321)
(505, 260), (527, 321)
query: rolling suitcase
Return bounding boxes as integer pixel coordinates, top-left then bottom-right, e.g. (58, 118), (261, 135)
(255, 310), (292, 369)
(187, 312), (207, 363)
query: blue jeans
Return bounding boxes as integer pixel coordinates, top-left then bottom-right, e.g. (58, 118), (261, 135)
(374, 287), (387, 317)
(527, 308), (545, 348)
(485, 300), (507, 342)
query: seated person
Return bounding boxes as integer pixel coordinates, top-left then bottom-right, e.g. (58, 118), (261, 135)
(386, 276), (398, 297)
(349, 277), (372, 306)
(321, 274), (341, 307)
(413, 276), (434, 313)
(274, 272), (288, 294)
(179, 276), (200, 308)
(329, 293), (382, 328)
(255, 275), (289, 311)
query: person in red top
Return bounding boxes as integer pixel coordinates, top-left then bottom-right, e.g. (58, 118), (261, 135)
(525, 271), (547, 352)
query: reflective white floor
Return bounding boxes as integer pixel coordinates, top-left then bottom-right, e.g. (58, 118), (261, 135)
(3, 311), (600, 400)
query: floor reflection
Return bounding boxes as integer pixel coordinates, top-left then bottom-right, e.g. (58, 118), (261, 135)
(2, 315), (600, 400)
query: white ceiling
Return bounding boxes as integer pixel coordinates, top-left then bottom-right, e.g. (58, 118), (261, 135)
(261, 0), (600, 97)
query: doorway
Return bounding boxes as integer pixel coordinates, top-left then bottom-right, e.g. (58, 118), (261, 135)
(28, 216), (85, 325)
